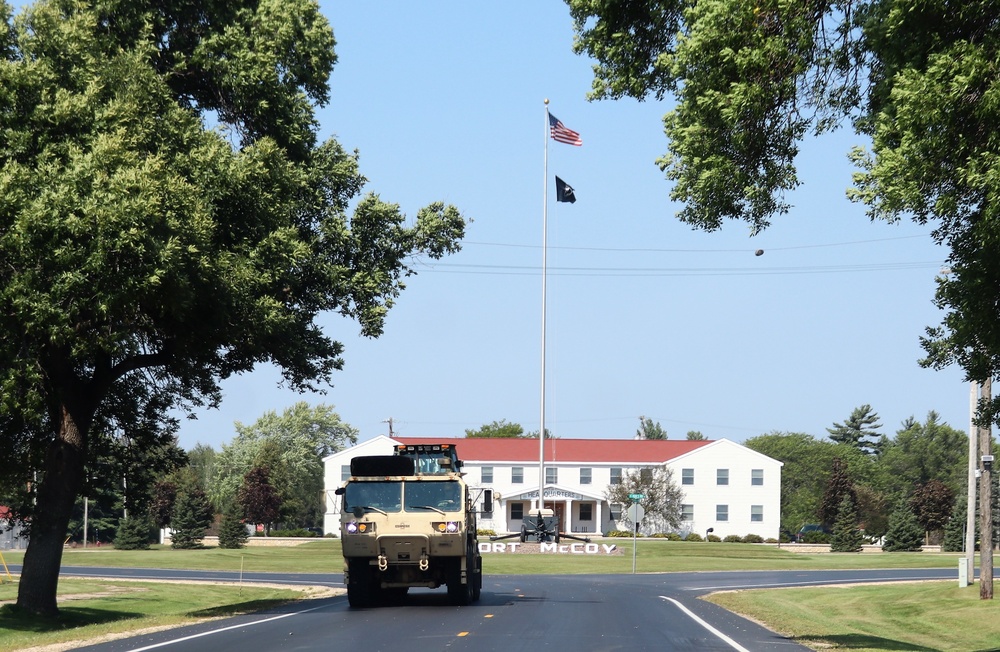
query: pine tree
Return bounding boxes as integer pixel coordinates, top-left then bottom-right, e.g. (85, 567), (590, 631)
(943, 500), (966, 553)
(170, 490), (212, 549)
(218, 508), (250, 549)
(882, 502), (924, 552)
(827, 405), (883, 455)
(114, 516), (152, 550)
(830, 495), (864, 553)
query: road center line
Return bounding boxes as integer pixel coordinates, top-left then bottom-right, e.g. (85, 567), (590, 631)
(659, 596), (750, 652)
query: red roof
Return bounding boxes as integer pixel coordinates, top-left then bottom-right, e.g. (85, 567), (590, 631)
(392, 437), (711, 464)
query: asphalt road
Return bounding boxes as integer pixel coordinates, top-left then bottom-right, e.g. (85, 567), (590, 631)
(32, 565), (958, 652)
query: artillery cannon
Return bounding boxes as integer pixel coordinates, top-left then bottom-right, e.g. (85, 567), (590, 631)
(490, 508), (591, 544)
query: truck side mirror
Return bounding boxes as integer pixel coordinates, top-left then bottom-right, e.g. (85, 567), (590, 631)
(482, 489), (493, 514)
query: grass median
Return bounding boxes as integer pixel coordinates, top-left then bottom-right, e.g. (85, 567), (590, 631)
(1, 539), (992, 651)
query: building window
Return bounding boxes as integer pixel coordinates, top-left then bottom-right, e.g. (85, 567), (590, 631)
(341, 465), (351, 482)
(682, 468), (694, 485)
(482, 466), (493, 484)
(580, 467), (592, 484)
(512, 467), (524, 484)
(681, 504), (694, 521)
(511, 503), (524, 520)
(640, 467), (653, 482)
(580, 503), (593, 521)
(546, 467), (558, 484)
(751, 505), (764, 522)
(717, 469), (729, 486)
(610, 503), (623, 520)
(716, 504), (729, 521)
(751, 469), (764, 486)
(610, 467), (622, 485)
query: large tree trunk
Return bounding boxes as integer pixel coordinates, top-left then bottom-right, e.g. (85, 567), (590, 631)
(16, 404), (88, 616)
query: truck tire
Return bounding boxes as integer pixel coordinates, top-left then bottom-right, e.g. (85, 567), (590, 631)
(472, 554), (482, 601)
(447, 557), (473, 606)
(347, 559), (376, 608)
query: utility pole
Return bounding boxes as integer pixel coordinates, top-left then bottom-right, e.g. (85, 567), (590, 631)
(383, 418), (394, 437)
(966, 382), (978, 584)
(979, 377), (994, 600)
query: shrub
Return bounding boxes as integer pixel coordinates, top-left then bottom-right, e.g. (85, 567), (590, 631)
(665, 532), (683, 541)
(218, 511), (250, 549)
(684, 532), (703, 542)
(743, 534), (764, 544)
(115, 516), (152, 550)
(606, 530), (637, 537)
(801, 530), (830, 544)
(707, 534), (721, 542)
(723, 534), (743, 543)
(477, 529), (497, 537)
(764, 538), (778, 544)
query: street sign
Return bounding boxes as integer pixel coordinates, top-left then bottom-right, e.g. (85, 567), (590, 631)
(626, 503), (645, 524)
(628, 493), (645, 500)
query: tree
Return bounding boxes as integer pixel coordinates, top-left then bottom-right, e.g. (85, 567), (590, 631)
(604, 465), (684, 533)
(830, 495), (864, 553)
(237, 467), (282, 534)
(114, 516), (152, 551)
(880, 412), (969, 498)
(882, 503), (925, 552)
(465, 420), (528, 439)
(827, 405), (883, 455)
(686, 431), (706, 441)
(942, 499), (966, 553)
(567, 1), (1000, 423)
(169, 489), (212, 550)
(1, 0), (463, 616)
(210, 402), (356, 527)
(150, 481), (178, 531)
(910, 479), (955, 544)
(636, 416), (667, 440)
(819, 459), (857, 530)
(217, 509), (249, 549)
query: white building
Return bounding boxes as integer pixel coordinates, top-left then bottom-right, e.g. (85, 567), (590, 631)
(323, 436), (782, 540)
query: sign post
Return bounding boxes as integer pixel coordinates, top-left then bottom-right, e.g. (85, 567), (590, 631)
(625, 502), (645, 574)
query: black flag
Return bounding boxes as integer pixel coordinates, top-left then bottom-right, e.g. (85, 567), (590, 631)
(555, 176), (576, 204)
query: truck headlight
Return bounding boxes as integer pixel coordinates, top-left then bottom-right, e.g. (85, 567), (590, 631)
(433, 521), (461, 533)
(345, 521), (375, 534)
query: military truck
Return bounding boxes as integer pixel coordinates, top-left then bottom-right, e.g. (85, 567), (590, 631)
(335, 443), (483, 607)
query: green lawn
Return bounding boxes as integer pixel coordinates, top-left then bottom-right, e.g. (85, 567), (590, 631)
(1, 540), (992, 651)
(0, 578), (305, 651)
(705, 581), (1000, 652)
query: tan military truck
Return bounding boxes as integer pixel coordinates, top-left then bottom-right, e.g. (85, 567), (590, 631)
(335, 443), (483, 607)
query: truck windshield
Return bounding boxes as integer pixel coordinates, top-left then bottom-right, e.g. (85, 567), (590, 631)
(403, 481), (462, 512)
(344, 481), (402, 513)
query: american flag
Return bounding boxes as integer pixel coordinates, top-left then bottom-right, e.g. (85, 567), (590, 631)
(549, 113), (582, 146)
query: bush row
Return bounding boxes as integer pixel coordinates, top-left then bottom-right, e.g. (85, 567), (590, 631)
(602, 531), (773, 543)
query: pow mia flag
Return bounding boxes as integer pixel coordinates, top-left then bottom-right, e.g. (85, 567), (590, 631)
(555, 176), (576, 204)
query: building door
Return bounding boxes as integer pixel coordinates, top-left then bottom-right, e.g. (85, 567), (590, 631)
(544, 501), (565, 533)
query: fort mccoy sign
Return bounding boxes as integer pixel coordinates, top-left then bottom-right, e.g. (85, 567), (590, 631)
(479, 542), (621, 555)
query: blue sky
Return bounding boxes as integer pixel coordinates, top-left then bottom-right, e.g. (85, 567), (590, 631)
(174, 1), (969, 451)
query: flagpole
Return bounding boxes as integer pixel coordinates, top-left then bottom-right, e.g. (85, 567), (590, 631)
(539, 99), (549, 512)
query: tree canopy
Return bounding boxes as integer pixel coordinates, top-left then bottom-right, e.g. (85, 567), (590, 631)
(0, 0), (463, 616)
(465, 419), (528, 438)
(827, 404), (883, 455)
(567, 0), (1000, 418)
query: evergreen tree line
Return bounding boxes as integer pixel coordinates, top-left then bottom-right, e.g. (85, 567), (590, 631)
(748, 407), (998, 551)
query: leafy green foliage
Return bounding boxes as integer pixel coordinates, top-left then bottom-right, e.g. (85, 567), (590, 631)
(636, 416), (667, 440)
(567, 0), (1000, 422)
(605, 465), (684, 532)
(465, 419), (528, 438)
(909, 479), (954, 538)
(114, 516), (152, 551)
(210, 402), (356, 528)
(217, 510), (249, 549)
(820, 458), (857, 530)
(827, 405), (883, 455)
(169, 489), (212, 550)
(882, 503), (924, 552)
(0, 0), (463, 615)
(830, 495), (864, 553)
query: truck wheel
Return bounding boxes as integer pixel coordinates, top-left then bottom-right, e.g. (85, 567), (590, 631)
(519, 526), (526, 543)
(472, 554), (482, 601)
(447, 557), (472, 606)
(347, 559), (375, 608)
